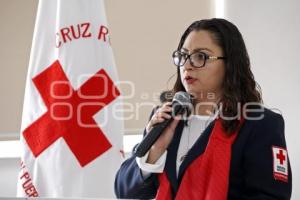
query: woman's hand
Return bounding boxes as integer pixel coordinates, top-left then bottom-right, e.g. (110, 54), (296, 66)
(145, 102), (181, 164)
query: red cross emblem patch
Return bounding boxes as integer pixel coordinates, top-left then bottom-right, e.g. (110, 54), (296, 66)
(272, 146), (288, 182)
(22, 60), (120, 167)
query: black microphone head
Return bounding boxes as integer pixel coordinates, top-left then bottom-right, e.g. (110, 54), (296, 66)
(172, 91), (192, 117)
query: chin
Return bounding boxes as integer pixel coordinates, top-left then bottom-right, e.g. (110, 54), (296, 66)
(184, 88), (197, 97)
(184, 85), (198, 93)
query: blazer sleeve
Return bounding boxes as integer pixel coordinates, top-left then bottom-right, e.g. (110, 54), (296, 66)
(114, 107), (160, 199)
(114, 149), (159, 199)
(242, 112), (292, 200)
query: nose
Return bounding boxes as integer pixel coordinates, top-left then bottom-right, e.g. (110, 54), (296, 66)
(183, 58), (194, 71)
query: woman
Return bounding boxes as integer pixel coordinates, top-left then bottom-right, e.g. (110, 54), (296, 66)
(114, 18), (292, 200)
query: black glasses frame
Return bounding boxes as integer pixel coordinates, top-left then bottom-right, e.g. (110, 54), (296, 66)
(172, 50), (226, 68)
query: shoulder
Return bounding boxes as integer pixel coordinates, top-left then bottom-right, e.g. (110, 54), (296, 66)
(244, 105), (284, 130)
(242, 105), (286, 145)
(261, 106), (284, 124)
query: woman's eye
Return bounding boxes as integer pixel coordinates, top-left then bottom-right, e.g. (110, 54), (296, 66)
(195, 53), (205, 60)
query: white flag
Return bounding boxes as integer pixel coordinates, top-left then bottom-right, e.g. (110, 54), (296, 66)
(17, 0), (124, 198)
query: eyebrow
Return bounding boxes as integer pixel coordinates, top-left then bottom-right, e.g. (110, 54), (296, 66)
(181, 47), (213, 53)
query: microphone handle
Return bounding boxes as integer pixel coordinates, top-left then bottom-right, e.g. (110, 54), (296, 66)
(134, 117), (174, 157)
(134, 104), (184, 157)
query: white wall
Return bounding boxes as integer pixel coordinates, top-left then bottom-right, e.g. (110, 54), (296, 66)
(0, 158), (19, 197)
(224, 0), (300, 199)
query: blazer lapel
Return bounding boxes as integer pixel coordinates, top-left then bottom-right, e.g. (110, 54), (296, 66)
(164, 120), (184, 197)
(163, 119), (217, 195)
(177, 119), (216, 182)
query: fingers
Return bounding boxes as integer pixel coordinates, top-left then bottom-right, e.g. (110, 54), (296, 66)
(158, 102), (172, 113)
(146, 102), (173, 132)
(169, 115), (181, 130)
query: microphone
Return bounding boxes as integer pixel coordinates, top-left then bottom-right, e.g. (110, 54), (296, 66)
(134, 91), (192, 157)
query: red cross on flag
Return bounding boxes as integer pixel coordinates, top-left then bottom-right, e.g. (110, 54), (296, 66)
(17, 0), (124, 198)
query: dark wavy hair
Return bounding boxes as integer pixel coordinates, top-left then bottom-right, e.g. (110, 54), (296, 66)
(172, 18), (262, 134)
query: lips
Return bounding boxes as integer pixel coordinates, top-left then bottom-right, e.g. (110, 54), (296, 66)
(184, 75), (197, 84)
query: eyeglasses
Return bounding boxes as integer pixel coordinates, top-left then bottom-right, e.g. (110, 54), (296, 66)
(172, 50), (226, 68)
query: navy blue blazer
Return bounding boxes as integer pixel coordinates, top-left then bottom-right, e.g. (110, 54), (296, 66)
(115, 107), (292, 199)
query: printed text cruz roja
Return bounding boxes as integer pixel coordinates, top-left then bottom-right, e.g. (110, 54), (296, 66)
(55, 22), (111, 48)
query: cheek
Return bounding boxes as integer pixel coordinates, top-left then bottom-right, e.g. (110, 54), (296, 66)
(197, 65), (225, 90)
(208, 66), (225, 89)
